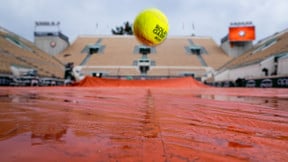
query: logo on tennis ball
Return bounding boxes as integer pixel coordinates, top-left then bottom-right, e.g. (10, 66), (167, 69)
(133, 8), (169, 46)
(153, 24), (167, 42)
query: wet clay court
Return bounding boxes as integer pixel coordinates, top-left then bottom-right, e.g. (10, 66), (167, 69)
(0, 77), (288, 161)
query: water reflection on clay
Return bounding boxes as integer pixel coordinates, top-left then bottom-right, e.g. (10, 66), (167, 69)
(31, 125), (67, 146)
(198, 94), (288, 110)
(0, 87), (288, 161)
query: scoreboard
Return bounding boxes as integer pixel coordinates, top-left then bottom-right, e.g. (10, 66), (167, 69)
(229, 22), (255, 42)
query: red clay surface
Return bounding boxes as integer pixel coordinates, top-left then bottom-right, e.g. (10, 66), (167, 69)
(0, 78), (288, 161)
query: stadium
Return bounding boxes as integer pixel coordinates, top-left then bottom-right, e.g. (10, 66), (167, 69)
(1, 21), (288, 87)
(1, 8), (288, 162)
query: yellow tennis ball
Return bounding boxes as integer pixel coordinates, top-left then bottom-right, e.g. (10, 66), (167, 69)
(133, 8), (169, 46)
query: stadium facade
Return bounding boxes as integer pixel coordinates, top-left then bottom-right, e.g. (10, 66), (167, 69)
(0, 26), (65, 86)
(0, 23), (288, 87)
(215, 28), (288, 88)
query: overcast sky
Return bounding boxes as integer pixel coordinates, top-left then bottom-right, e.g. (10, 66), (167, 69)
(0, 0), (287, 44)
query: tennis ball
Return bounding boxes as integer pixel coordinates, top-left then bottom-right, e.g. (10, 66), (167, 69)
(133, 8), (169, 46)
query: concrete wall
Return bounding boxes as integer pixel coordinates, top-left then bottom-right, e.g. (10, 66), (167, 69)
(34, 36), (69, 55)
(215, 54), (288, 81)
(215, 64), (261, 81)
(214, 70), (230, 81)
(278, 56), (288, 76)
(232, 64), (261, 79)
(220, 40), (253, 58)
(259, 57), (275, 76)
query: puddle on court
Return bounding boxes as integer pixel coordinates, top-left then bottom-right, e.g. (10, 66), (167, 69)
(197, 94), (288, 110)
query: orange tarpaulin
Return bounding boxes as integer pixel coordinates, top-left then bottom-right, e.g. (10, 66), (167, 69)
(0, 84), (288, 161)
(73, 76), (209, 88)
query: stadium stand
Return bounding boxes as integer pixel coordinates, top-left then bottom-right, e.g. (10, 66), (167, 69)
(0, 26), (65, 86)
(214, 28), (288, 88)
(56, 35), (231, 81)
(195, 38), (231, 69)
(86, 37), (139, 66)
(55, 36), (90, 65)
(2, 23), (286, 87)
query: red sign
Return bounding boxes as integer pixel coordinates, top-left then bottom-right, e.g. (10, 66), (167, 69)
(229, 26), (255, 42)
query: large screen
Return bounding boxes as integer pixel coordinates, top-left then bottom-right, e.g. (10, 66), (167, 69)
(229, 26), (255, 42)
